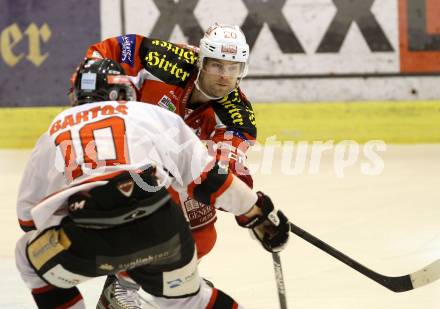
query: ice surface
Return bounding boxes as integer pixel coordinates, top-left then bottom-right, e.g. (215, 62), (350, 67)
(1, 146), (440, 308)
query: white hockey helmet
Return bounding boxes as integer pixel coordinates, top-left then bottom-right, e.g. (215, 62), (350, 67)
(198, 23), (249, 78)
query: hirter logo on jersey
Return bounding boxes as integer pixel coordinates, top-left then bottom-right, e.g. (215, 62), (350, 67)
(117, 34), (136, 67)
(140, 38), (197, 87)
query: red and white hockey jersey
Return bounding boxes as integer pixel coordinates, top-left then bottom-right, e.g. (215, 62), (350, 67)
(85, 35), (256, 176)
(16, 101), (257, 231)
(85, 35), (257, 230)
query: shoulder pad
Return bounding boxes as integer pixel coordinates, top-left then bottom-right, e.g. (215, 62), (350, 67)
(213, 89), (257, 139)
(139, 38), (198, 87)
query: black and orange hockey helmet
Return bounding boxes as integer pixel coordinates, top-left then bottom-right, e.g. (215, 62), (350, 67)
(70, 58), (136, 105)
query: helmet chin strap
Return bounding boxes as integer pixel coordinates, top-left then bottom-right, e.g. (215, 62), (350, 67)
(194, 70), (242, 101)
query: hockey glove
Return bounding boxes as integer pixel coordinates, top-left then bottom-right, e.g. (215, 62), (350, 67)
(236, 191), (290, 253)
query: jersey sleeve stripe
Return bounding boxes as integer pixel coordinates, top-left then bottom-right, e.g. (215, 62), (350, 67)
(18, 219), (36, 231)
(188, 162), (230, 206)
(209, 173), (233, 205)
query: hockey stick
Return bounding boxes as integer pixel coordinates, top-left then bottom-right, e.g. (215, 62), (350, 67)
(272, 252), (288, 309)
(289, 222), (440, 292)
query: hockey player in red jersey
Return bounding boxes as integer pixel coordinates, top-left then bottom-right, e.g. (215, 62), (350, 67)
(15, 58), (290, 309)
(84, 23), (257, 262)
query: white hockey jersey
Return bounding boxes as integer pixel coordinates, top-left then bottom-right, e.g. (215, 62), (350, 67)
(17, 101), (257, 231)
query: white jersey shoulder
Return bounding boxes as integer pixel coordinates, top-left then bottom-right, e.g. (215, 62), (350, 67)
(48, 101), (208, 183)
(17, 101), (212, 228)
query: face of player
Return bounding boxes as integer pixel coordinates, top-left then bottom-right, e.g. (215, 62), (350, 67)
(198, 58), (244, 98)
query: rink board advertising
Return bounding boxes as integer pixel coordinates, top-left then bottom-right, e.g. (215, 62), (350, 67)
(1, 0), (439, 106)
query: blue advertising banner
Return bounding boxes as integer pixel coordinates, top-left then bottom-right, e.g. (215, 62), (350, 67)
(0, 0), (100, 106)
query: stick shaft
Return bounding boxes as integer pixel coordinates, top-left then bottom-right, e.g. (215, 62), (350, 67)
(272, 252), (288, 308)
(290, 223), (414, 292)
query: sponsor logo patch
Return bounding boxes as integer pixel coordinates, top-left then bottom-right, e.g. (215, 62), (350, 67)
(118, 180), (134, 197)
(183, 199), (216, 229)
(81, 72), (97, 90)
(158, 95), (176, 112)
(140, 39), (197, 86)
(27, 229), (71, 270)
(117, 34), (136, 67)
(167, 278), (183, 289)
(221, 44), (237, 54)
(69, 200), (86, 212)
(99, 263), (114, 271)
(42, 264), (92, 288)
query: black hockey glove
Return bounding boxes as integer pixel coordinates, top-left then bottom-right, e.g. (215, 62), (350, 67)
(236, 191), (290, 253)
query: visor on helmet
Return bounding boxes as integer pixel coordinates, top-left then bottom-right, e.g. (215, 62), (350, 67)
(201, 58), (246, 78)
(198, 23), (249, 79)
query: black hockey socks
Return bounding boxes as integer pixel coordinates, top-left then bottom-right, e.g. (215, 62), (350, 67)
(31, 285), (82, 309)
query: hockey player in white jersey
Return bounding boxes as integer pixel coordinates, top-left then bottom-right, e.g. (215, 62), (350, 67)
(15, 58), (290, 309)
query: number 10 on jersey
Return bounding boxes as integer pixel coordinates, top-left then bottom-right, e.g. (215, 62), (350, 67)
(54, 116), (129, 181)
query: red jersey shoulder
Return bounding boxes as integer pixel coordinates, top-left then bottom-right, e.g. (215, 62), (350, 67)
(139, 37), (199, 87)
(86, 34), (146, 76)
(213, 89), (257, 139)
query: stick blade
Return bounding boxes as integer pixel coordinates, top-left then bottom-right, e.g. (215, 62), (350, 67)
(410, 259), (440, 289)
